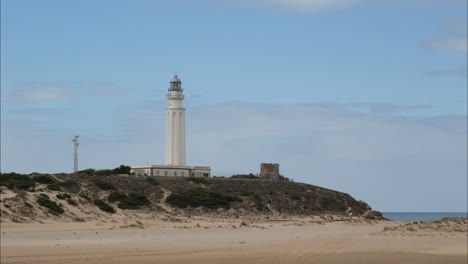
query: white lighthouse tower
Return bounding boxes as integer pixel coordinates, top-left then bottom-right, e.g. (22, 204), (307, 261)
(130, 74), (210, 178)
(165, 74), (186, 166)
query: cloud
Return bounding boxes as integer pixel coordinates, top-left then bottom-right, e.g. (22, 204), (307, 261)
(426, 65), (468, 78)
(234, 0), (361, 12)
(425, 19), (468, 55)
(426, 37), (468, 54)
(5, 82), (126, 103)
(347, 103), (432, 115)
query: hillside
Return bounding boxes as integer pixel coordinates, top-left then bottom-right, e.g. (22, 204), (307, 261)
(0, 173), (383, 223)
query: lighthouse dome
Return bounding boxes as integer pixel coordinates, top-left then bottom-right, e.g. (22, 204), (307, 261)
(170, 75), (181, 83)
(169, 74), (183, 91)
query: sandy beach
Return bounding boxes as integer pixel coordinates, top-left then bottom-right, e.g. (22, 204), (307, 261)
(1, 219), (466, 264)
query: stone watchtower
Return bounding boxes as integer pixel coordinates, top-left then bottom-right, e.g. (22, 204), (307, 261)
(259, 163), (280, 179)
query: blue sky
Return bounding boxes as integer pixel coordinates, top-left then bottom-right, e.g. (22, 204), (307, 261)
(1, 0), (467, 212)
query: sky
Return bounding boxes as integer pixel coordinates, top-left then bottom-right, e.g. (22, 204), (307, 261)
(1, 0), (467, 212)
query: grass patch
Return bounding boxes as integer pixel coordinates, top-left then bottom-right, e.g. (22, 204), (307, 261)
(93, 180), (115, 191)
(47, 184), (62, 191)
(66, 198), (78, 206)
(32, 175), (55, 184)
(107, 192), (127, 203)
(58, 180), (80, 193)
(167, 188), (241, 209)
(185, 177), (209, 184)
(145, 177), (159, 186)
(93, 199), (115, 213)
(117, 193), (151, 210)
(56, 193), (72, 200)
(0, 173), (35, 190)
(36, 195), (64, 214)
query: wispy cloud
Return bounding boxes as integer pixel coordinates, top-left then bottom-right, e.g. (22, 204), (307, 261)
(425, 19), (468, 55)
(234, 0), (361, 12)
(5, 82), (127, 103)
(426, 37), (468, 54)
(426, 65), (468, 78)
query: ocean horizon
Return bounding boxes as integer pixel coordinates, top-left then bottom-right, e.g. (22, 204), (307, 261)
(382, 212), (468, 222)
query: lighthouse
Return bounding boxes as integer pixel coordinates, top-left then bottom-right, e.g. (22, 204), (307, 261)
(130, 74), (210, 178)
(165, 74), (186, 166)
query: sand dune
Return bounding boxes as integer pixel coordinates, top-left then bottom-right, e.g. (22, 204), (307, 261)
(1, 220), (466, 264)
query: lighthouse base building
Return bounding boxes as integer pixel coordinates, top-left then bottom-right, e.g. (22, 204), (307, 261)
(131, 75), (211, 177)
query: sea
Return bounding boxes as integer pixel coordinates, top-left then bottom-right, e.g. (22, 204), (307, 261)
(382, 212), (468, 222)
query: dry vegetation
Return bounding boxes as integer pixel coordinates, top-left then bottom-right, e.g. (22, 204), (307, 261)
(0, 173), (382, 223)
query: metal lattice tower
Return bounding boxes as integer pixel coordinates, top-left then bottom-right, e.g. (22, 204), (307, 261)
(72, 135), (79, 174)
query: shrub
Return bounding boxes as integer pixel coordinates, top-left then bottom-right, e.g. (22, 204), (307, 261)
(185, 177), (209, 184)
(39, 193), (49, 198)
(145, 177), (159, 186)
(32, 175), (55, 184)
(56, 193), (72, 200)
(93, 180), (115, 191)
(78, 169), (95, 176)
(290, 195), (302, 201)
(58, 180), (80, 192)
(240, 191), (255, 196)
(0, 173), (35, 190)
(24, 202), (33, 208)
(112, 165), (131, 174)
(95, 169), (113, 176)
(36, 195), (64, 214)
(93, 199), (115, 213)
(117, 193), (150, 210)
(66, 198), (78, 206)
(79, 193), (91, 201)
(167, 188), (241, 209)
(107, 192), (127, 203)
(47, 184), (62, 191)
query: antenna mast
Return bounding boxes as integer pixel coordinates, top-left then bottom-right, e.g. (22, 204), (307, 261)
(73, 135), (79, 174)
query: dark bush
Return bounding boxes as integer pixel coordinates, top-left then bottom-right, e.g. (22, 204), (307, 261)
(93, 180), (115, 191)
(95, 169), (113, 176)
(32, 175), (55, 184)
(320, 196), (347, 211)
(93, 199), (115, 213)
(166, 188), (241, 209)
(47, 184), (62, 191)
(78, 168), (95, 176)
(39, 193), (49, 198)
(58, 180), (80, 192)
(36, 195), (64, 214)
(117, 193), (150, 210)
(56, 193), (71, 200)
(67, 198), (78, 206)
(240, 191), (255, 196)
(145, 177), (159, 186)
(79, 193), (91, 201)
(185, 177), (209, 184)
(0, 173), (35, 190)
(290, 195), (302, 201)
(112, 165), (131, 174)
(107, 192), (127, 203)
